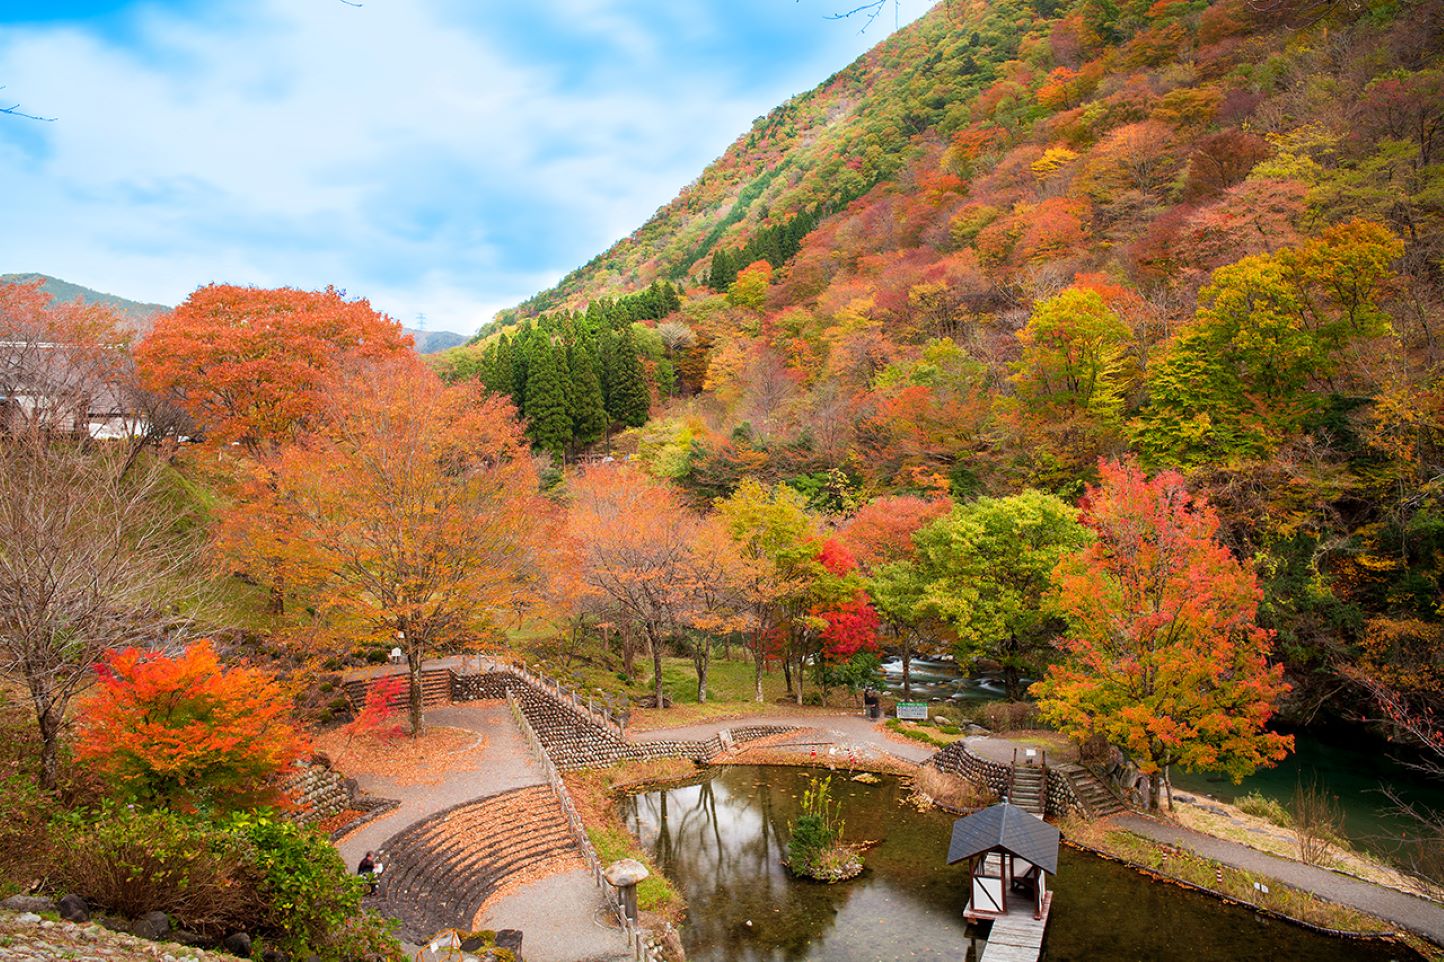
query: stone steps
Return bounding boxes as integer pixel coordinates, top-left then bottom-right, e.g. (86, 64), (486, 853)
(368, 786), (579, 943)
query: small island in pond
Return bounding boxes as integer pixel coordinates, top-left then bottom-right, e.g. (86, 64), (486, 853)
(785, 776), (865, 883)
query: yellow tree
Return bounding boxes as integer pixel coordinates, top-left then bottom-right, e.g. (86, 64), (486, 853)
(223, 358), (545, 735)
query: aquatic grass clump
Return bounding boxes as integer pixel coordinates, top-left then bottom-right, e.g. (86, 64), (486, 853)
(785, 776), (864, 882)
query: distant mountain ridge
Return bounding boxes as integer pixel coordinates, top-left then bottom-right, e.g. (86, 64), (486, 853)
(1, 273), (466, 353)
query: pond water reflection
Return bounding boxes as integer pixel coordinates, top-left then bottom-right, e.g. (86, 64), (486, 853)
(623, 766), (1418, 962)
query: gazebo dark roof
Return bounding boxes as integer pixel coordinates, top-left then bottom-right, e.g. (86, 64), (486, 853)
(947, 801), (1060, 874)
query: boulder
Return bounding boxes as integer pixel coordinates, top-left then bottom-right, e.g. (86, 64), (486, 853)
(222, 932), (253, 956)
(58, 894), (89, 923)
(1, 895), (56, 914)
(170, 929), (207, 947)
(495, 929), (523, 954)
(14, 912), (41, 924)
(262, 946), (285, 962)
(131, 910), (170, 941)
(95, 915), (130, 934)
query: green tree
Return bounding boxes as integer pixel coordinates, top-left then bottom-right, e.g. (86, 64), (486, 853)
(568, 340), (608, 447)
(524, 338), (572, 460)
(607, 328), (652, 428)
(1133, 221), (1401, 468)
(913, 490), (1091, 699)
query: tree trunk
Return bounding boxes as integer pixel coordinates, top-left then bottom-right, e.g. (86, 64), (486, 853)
(901, 630), (913, 700)
(782, 656), (793, 697)
(622, 628), (636, 680)
(36, 706), (62, 791)
(407, 653), (426, 737)
(695, 638), (709, 704)
(753, 634), (765, 703)
(1147, 772), (1161, 810)
(793, 643), (806, 707)
(1003, 664), (1022, 702)
(647, 623), (666, 708)
(1164, 764), (1175, 812)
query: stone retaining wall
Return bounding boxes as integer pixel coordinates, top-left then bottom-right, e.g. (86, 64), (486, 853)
(929, 742), (1012, 798)
(451, 669), (792, 771)
(1045, 763), (1087, 818)
(279, 757), (355, 824)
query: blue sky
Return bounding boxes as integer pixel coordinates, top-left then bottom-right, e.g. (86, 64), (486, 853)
(0, 0), (933, 334)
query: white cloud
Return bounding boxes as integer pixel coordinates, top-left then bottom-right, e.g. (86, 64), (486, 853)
(0, 0), (935, 334)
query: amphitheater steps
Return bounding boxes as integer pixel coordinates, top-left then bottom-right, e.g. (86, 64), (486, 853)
(368, 785), (580, 943)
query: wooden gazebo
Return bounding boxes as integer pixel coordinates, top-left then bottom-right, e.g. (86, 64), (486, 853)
(947, 801), (1059, 921)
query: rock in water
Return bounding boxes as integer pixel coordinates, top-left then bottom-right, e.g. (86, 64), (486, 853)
(58, 895), (89, 923)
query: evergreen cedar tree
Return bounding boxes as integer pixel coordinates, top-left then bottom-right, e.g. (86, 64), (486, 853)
(135, 284), (414, 453)
(217, 360), (545, 736)
(77, 640), (307, 812)
(1033, 460), (1292, 811)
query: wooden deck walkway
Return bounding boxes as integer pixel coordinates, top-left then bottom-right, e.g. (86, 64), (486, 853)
(978, 892), (1051, 962)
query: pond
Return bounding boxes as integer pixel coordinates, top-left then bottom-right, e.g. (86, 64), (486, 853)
(1170, 720), (1444, 861)
(622, 766), (1418, 962)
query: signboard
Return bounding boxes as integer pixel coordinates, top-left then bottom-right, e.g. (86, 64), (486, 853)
(896, 701), (929, 721)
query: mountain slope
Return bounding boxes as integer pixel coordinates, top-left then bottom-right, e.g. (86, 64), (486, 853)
(1, 272), (168, 331)
(476, 0), (1444, 717)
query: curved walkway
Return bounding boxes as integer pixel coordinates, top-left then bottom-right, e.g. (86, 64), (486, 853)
(1113, 813), (1444, 944)
(332, 702), (630, 961)
(632, 712), (936, 765)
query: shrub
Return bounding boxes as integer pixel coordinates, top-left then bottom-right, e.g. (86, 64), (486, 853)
(786, 776), (861, 882)
(979, 701), (1039, 732)
(76, 641), (308, 812)
(52, 804), (260, 935)
(1235, 791), (1291, 827)
(912, 766), (997, 812)
(226, 810), (398, 960)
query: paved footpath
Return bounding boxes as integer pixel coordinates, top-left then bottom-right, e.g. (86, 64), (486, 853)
(632, 712), (936, 765)
(334, 702), (631, 962)
(1113, 813), (1444, 944)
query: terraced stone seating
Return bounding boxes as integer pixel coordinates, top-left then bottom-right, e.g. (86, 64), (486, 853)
(369, 785), (579, 944)
(344, 668), (452, 712)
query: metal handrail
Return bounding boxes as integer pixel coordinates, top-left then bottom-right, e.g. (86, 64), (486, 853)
(494, 662), (627, 737)
(506, 691), (661, 962)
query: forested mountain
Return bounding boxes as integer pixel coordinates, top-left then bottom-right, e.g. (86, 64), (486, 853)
(467, 0), (1444, 717)
(1, 273), (168, 331)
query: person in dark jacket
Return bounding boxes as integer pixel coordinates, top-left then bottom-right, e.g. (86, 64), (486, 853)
(358, 851), (379, 894)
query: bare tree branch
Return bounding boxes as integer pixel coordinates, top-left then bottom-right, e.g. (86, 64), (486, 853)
(0, 86), (55, 122)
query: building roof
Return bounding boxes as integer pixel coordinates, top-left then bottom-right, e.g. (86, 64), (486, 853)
(946, 802), (1060, 874)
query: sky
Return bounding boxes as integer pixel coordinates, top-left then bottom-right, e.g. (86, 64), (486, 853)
(0, 0), (934, 335)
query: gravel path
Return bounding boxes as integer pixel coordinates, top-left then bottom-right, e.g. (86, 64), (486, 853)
(1113, 813), (1444, 944)
(474, 870), (632, 962)
(632, 712), (936, 764)
(336, 702), (544, 870)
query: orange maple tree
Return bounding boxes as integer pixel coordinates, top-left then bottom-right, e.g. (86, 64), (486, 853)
(1032, 459), (1293, 809)
(135, 284), (414, 452)
(219, 360), (544, 735)
(76, 640), (307, 811)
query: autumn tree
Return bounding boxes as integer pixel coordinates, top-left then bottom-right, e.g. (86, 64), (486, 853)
(1032, 460), (1293, 810)
(1134, 221), (1402, 468)
(136, 284), (414, 453)
(0, 291), (199, 788)
(913, 490), (1090, 700)
(222, 359), (544, 735)
(567, 464), (702, 708)
(714, 479), (822, 702)
(77, 640), (307, 811)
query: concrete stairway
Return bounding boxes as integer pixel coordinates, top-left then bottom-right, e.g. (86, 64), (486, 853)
(1008, 765), (1046, 816)
(368, 785), (579, 943)
(1065, 767), (1125, 818)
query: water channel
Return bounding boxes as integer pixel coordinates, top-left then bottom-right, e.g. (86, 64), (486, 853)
(622, 766), (1419, 962)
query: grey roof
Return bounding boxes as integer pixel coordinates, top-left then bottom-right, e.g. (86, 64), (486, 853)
(946, 802), (1060, 874)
